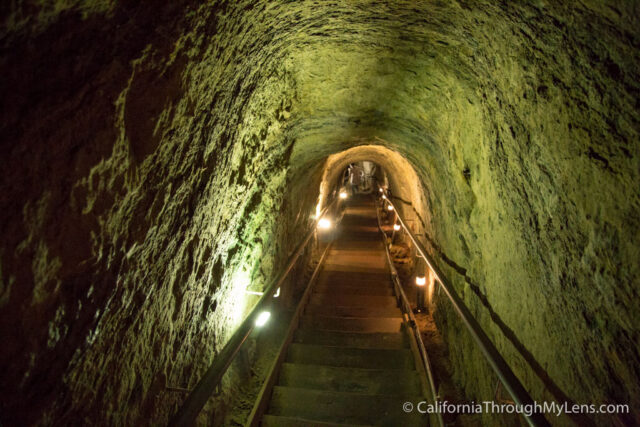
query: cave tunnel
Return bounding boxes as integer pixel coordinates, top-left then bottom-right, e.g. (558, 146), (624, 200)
(0, 1), (639, 426)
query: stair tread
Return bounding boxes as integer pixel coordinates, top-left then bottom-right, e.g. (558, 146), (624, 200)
(304, 305), (403, 319)
(287, 343), (414, 369)
(278, 363), (422, 395)
(322, 265), (388, 274)
(313, 285), (394, 296)
(267, 386), (426, 427)
(318, 271), (391, 283)
(316, 279), (391, 285)
(294, 329), (408, 349)
(301, 315), (404, 333)
(309, 294), (398, 308)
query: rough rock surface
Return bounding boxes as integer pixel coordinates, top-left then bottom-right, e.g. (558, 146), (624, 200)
(0, 1), (638, 426)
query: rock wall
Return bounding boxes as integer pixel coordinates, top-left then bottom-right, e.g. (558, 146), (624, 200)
(1, 2), (306, 424)
(0, 1), (638, 425)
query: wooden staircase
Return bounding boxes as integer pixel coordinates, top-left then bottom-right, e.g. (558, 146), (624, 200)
(253, 198), (428, 426)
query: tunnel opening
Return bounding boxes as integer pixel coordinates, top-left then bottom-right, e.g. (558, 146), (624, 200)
(206, 145), (439, 424)
(315, 145), (430, 225)
(310, 145), (476, 425)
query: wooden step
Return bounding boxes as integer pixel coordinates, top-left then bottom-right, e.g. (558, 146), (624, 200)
(309, 293), (397, 308)
(267, 386), (426, 426)
(287, 343), (414, 370)
(294, 329), (408, 349)
(304, 304), (402, 319)
(313, 283), (394, 296)
(301, 315), (404, 333)
(321, 265), (388, 275)
(278, 363), (422, 395)
(318, 271), (391, 286)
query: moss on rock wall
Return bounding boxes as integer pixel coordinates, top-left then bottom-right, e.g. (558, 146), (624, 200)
(0, 1), (638, 425)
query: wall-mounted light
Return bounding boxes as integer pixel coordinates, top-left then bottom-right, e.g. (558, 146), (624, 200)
(255, 311), (271, 327)
(317, 218), (332, 230)
(416, 275), (426, 286)
(393, 224), (401, 231)
(379, 188), (383, 193)
(387, 205), (394, 211)
(339, 191), (348, 199)
(382, 194), (387, 200)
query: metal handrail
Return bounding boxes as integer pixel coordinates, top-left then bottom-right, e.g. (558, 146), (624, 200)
(168, 199), (337, 426)
(377, 185), (550, 427)
(374, 204), (445, 427)
(245, 241), (333, 426)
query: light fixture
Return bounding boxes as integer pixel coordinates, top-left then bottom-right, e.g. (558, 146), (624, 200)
(379, 188), (383, 193)
(393, 224), (401, 231)
(339, 191), (348, 199)
(416, 275), (426, 286)
(317, 218), (332, 230)
(255, 311), (271, 327)
(382, 194), (387, 200)
(387, 204), (394, 211)
(274, 287), (280, 298)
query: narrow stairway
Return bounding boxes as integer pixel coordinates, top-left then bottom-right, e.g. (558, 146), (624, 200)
(261, 195), (428, 426)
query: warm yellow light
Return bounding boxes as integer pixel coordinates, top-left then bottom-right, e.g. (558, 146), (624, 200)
(416, 275), (426, 286)
(382, 194), (387, 199)
(339, 191), (348, 199)
(318, 218), (332, 230)
(255, 311), (271, 327)
(387, 204), (394, 211)
(379, 188), (383, 193)
(393, 224), (401, 231)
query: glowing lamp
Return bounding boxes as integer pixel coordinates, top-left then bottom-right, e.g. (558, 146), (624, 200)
(318, 218), (332, 230)
(382, 194), (387, 200)
(379, 188), (383, 193)
(274, 287), (280, 298)
(387, 205), (394, 211)
(393, 224), (401, 231)
(339, 191), (348, 199)
(255, 311), (271, 327)
(416, 276), (426, 286)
